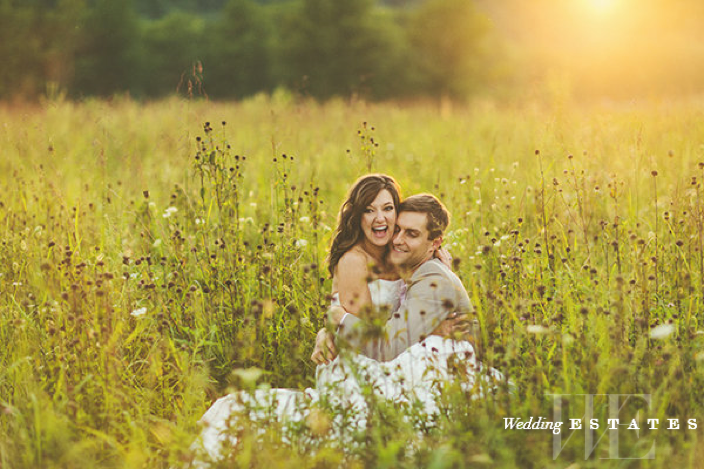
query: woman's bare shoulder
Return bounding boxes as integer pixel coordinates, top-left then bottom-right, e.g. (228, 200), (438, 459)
(336, 246), (370, 272)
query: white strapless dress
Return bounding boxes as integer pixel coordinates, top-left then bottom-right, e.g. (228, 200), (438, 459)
(191, 280), (503, 465)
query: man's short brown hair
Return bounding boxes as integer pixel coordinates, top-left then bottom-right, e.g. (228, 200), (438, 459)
(398, 194), (450, 240)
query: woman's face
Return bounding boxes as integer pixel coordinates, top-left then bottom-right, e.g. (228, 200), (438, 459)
(360, 189), (397, 247)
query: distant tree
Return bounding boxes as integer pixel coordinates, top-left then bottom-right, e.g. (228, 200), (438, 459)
(73, 0), (140, 97)
(139, 11), (207, 98)
(203, 0), (273, 99)
(135, 0), (227, 19)
(277, 0), (397, 99)
(43, 0), (85, 94)
(0, 0), (85, 100)
(0, 2), (44, 99)
(406, 0), (492, 100)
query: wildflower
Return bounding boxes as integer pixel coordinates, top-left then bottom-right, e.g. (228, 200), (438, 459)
(299, 216), (310, 223)
(650, 324), (675, 339)
(131, 307), (147, 318)
(306, 407), (332, 436)
(295, 239), (308, 248)
(153, 239), (162, 248)
(195, 218), (203, 225)
(526, 325), (549, 334)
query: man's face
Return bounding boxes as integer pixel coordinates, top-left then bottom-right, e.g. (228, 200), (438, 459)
(389, 211), (441, 270)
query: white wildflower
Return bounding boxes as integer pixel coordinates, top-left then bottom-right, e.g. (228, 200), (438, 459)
(295, 239), (308, 248)
(527, 325), (549, 334)
(650, 323), (675, 339)
(153, 239), (162, 248)
(299, 216), (310, 223)
(131, 307), (147, 318)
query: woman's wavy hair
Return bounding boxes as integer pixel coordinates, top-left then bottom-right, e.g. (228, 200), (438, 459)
(327, 174), (402, 277)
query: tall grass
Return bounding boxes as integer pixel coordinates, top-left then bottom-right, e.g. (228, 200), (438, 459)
(1, 94), (704, 467)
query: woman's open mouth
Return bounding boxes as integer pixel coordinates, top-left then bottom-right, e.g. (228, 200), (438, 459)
(372, 226), (388, 238)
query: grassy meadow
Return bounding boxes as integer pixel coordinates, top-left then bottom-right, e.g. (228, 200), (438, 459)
(2, 94), (704, 467)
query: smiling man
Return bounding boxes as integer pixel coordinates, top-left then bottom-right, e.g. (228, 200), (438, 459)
(326, 193), (477, 361)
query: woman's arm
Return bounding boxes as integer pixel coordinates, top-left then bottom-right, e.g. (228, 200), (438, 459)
(334, 250), (373, 316)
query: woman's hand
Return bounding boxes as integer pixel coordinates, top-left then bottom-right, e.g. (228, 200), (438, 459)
(434, 246), (454, 269)
(326, 305), (347, 327)
(311, 328), (337, 365)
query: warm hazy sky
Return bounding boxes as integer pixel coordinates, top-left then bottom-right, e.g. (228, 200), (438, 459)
(478, 0), (704, 98)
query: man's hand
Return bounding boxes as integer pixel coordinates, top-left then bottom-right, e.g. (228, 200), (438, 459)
(311, 328), (338, 365)
(431, 312), (477, 342)
(431, 312), (482, 356)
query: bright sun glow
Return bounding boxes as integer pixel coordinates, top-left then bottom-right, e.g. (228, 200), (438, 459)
(588, 0), (617, 14)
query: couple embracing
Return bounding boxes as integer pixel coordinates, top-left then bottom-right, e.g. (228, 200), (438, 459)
(193, 174), (503, 465)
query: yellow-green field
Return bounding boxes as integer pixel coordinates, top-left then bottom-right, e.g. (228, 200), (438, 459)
(2, 95), (704, 468)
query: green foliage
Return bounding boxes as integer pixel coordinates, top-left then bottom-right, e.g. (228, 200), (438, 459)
(139, 11), (207, 98)
(277, 0), (391, 98)
(407, 0), (492, 99)
(73, 0), (140, 97)
(203, 0), (274, 99)
(0, 0), (501, 101)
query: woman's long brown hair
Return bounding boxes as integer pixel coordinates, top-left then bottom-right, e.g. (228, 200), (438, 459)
(327, 174), (402, 277)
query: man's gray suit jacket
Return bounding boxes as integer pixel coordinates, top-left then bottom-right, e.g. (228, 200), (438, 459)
(337, 258), (473, 361)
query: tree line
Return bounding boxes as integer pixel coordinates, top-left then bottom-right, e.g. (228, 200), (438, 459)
(0, 0), (498, 101)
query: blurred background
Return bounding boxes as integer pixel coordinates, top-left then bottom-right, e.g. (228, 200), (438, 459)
(1, 0), (703, 103)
